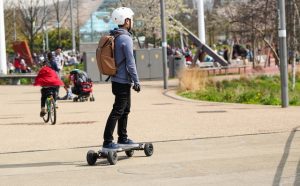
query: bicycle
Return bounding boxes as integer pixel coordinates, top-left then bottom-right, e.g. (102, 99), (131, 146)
(42, 92), (56, 125)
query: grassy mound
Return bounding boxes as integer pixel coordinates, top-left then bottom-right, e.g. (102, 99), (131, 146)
(178, 69), (300, 106)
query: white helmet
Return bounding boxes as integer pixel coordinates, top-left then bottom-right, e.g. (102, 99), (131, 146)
(111, 7), (134, 25)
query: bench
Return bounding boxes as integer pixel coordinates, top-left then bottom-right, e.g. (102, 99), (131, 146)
(199, 64), (249, 76)
(198, 62), (215, 68)
(0, 74), (37, 85)
(221, 65), (248, 75)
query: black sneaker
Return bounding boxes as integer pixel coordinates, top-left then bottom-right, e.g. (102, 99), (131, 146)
(40, 108), (46, 117)
(117, 139), (139, 147)
(40, 111), (46, 117)
(102, 142), (121, 152)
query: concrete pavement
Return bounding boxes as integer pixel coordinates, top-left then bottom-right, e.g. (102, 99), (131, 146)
(0, 79), (299, 185)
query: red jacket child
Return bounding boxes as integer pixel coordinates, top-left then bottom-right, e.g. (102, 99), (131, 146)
(34, 66), (64, 117)
(34, 66), (64, 87)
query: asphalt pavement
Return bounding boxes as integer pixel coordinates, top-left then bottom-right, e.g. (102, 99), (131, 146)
(0, 79), (299, 186)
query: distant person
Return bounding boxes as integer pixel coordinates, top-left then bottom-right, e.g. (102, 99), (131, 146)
(54, 46), (64, 76)
(167, 45), (173, 56)
(223, 47), (229, 62)
(8, 61), (15, 74)
(184, 47), (192, 66)
(47, 52), (59, 73)
(14, 53), (21, 73)
(54, 46), (64, 98)
(20, 58), (27, 73)
(66, 54), (79, 66)
(246, 45), (253, 62)
(48, 52), (71, 100)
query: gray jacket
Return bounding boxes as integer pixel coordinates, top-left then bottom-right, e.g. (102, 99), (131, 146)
(110, 28), (139, 84)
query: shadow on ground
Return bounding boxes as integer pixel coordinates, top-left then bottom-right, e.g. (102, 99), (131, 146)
(272, 126), (300, 186)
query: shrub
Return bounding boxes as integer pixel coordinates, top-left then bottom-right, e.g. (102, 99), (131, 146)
(178, 75), (300, 106)
(178, 68), (208, 92)
(290, 96), (300, 105)
(20, 78), (32, 85)
(0, 79), (9, 85)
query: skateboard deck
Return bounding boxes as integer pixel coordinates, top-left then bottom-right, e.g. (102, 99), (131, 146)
(100, 143), (143, 154)
(86, 142), (153, 165)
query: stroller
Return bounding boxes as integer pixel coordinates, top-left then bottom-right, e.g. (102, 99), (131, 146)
(70, 69), (95, 102)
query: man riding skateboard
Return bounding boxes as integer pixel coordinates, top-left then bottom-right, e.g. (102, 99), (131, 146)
(102, 7), (141, 151)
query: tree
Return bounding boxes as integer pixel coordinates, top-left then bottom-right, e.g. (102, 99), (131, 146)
(17, 0), (48, 53)
(34, 28), (74, 51)
(52, 0), (70, 46)
(216, 0), (279, 66)
(4, 0), (17, 54)
(286, 0), (300, 90)
(117, 0), (191, 46)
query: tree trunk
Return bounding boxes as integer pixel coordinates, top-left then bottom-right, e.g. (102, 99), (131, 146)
(265, 34), (273, 68)
(251, 11), (256, 68)
(292, 3), (297, 91)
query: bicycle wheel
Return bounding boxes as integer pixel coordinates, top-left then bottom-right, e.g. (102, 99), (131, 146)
(42, 100), (50, 123)
(49, 99), (56, 125)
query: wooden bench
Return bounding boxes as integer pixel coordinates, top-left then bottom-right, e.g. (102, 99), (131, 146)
(0, 74), (37, 85)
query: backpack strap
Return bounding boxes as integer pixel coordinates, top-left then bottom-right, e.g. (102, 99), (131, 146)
(105, 76), (111, 82)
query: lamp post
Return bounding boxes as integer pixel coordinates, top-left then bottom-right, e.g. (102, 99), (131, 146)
(197, 0), (206, 43)
(70, 0), (76, 54)
(0, 0), (7, 75)
(43, 0), (49, 51)
(160, 0), (168, 89)
(277, 0), (289, 108)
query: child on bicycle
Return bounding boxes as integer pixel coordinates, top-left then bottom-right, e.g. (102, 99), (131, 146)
(34, 56), (64, 117)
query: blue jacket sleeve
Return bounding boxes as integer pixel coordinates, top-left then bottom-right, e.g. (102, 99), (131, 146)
(122, 36), (139, 84)
(50, 60), (59, 72)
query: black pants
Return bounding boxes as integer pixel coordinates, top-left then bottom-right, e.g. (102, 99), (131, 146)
(103, 82), (131, 145)
(41, 87), (58, 108)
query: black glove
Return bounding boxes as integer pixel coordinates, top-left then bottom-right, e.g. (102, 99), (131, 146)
(132, 83), (141, 92)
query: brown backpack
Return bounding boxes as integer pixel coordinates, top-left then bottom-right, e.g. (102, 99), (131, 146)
(96, 34), (121, 76)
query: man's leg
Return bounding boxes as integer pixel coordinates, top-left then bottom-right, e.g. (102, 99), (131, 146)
(103, 82), (129, 145)
(117, 86), (131, 142)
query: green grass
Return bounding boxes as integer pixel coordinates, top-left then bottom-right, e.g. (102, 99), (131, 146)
(63, 63), (84, 74)
(179, 75), (300, 106)
(0, 79), (10, 85)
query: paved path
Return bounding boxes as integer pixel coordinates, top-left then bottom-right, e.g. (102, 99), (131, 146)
(0, 80), (299, 185)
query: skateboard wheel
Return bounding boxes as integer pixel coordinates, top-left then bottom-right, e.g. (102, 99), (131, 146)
(144, 143), (154, 157)
(125, 150), (134, 157)
(87, 150), (98, 165)
(107, 151), (118, 165)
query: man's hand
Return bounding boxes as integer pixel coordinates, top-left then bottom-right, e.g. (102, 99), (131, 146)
(132, 83), (141, 92)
